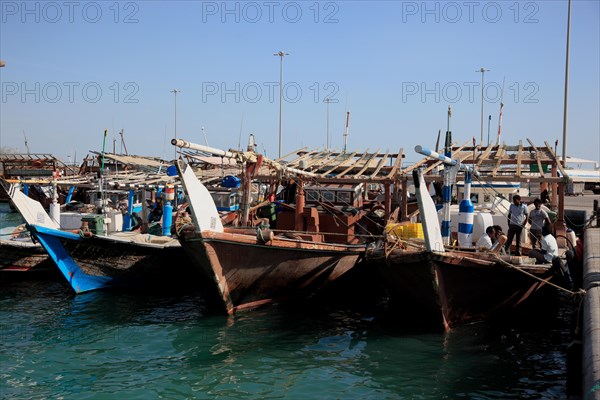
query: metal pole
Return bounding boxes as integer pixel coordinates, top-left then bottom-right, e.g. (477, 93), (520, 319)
(327, 99), (330, 149)
(562, 0), (571, 167)
(274, 51), (288, 158)
(487, 115), (491, 147)
(171, 89), (180, 160)
(477, 67), (490, 146)
(324, 98), (332, 149)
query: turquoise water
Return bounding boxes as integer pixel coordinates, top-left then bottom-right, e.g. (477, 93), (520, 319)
(0, 280), (568, 399)
(0, 204), (568, 399)
(0, 203), (25, 238)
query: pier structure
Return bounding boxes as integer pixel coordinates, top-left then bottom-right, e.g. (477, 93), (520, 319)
(583, 225), (600, 400)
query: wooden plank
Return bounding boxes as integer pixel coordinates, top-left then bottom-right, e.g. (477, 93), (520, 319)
(353, 149), (381, 178)
(526, 138), (546, 178)
(275, 147), (309, 162)
(476, 144), (495, 167)
(321, 151), (360, 177)
(301, 150), (334, 170)
(543, 141), (569, 178)
(285, 149), (322, 168)
(337, 149), (371, 177)
(368, 149), (390, 178)
(386, 148), (404, 178)
(491, 144), (505, 177)
(308, 151), (347, 172)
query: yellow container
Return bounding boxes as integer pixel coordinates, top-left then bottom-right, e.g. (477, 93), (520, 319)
(402, 223), (424, 239)
(384, 223), (404, 239)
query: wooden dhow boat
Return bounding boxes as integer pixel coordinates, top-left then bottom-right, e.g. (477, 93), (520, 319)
(366, 166), (568, 331)
(6, 182), (191, 293)
(175, 159), (365, 314)
(0, 236), (54, 276)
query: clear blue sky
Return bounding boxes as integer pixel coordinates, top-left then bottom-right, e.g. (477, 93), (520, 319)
(1, 0), (599, 165)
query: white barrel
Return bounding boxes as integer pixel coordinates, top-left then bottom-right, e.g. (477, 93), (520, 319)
(49, 202), (61, 226)
(473, 212), (494, 244)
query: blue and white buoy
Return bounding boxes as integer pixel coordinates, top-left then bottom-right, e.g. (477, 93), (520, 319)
(458, 170), (474, 247)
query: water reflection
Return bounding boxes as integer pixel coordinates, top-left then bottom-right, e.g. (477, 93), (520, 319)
(0, 275), (569, 399)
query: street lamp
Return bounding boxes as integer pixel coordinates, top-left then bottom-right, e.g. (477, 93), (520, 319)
(487, 115), (491, 147)
(562, 0), (572, 166)
(171, 89), (180, 159)
(274, 51), (289, 158)
(477, 67), (490, 146)
(324, 98), (334, 149)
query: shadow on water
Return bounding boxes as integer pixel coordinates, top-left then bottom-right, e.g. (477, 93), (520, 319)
(0, 256), (572, 399)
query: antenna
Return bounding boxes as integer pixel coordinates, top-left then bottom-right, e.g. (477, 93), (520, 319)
(238, 113), (244, 150)
(119, 129), (128, 155)
(343, 111), (350, 153)
(496, 76), (506, 145)
(22, 130), (30, 154)
(201, 126), (209, 146)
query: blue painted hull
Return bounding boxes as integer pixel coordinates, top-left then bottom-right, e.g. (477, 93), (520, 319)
(29, 225), (190, 293)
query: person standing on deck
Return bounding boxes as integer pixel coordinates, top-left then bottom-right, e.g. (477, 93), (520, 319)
(528, 198), (552, 248)
(528, 225), (558, 264)
(504, 194), (528, 256)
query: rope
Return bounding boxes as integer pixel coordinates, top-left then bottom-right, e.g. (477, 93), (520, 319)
(491, 253), (585, 297)
(564, 211), (600, 228)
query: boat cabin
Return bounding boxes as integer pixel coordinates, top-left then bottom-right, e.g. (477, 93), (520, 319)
(304, 183), (364, 209)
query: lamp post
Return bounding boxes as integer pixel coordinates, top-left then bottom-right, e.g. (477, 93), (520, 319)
(487, 115), (491, 147)
(562, 0), (571, 167)
(171, 89), (180, 159)
(477, 67), (490, 146)
(274, 51), (289, 158)
(324, 98), (334, 149)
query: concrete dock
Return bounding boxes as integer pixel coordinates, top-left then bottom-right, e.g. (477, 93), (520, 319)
(583, 226), (600, 400)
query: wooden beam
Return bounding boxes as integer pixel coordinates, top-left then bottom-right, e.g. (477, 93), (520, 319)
(321, 150), (359, 177)
(476, 144), (495, 168)
(369, 149), (390, 178)
(286, 149), (322, 168)
(308, 151), (347, 172)
(386, 148), (404, 178)
(353, 149), (381, 178)
(543, 141), (570, 178)
(301, 150), (334, 170)
(526, 138), (545, 178)
(276, 147), (309, 162)
(337, 149), (371, 177)
(421, 175), (564, 184)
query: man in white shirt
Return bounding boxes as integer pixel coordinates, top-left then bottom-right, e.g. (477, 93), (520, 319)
(476, 226), (496, 250)
(528, 198), (551, 248)
(528, 225), (558, 264)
